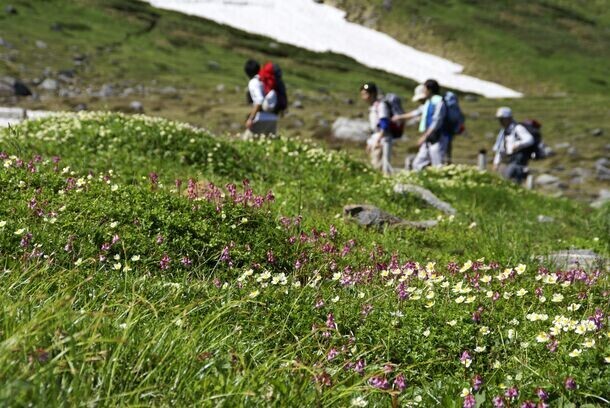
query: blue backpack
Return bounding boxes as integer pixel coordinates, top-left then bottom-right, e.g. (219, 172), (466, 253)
(443, 92), (465, 136)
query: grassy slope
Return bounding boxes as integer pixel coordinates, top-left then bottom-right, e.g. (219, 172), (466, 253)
(0, 114), (609, 406)
(332, 0), (610, 95)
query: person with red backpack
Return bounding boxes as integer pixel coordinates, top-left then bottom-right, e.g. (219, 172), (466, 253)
(243, 59), (287, 138)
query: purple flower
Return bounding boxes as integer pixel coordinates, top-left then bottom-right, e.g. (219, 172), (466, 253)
(393, 373), (407, 392)
(156, 235), (164, 245)
(326, 313), (337, 330)
(101, 242), (111, 252)
(535, 388), (548, 401)
(181, 257), (192, 267)
(314, 298), (325, 309)
(472, 374), (483, 391)
(111, 234), (120, 244)
(521, 401), (536, 408)
(327, 348), (339, 361)
(505, 386), (519, 400)
(266, 250), (275, 264)
(368, 376), (389, 390)
(20, 233), (32, 248)
(159, 254), (171, 270)
(353, 359), (366, 375)
(564, 377), (576, 390)
(492, 396), (505, 407)
(187, 178), (197, 200)
(361, 304), (373, 317)
(175, 179), (182, 190)
(314, 371), (332, 387)
(460, 351), (472, 363)
(148, 172), (158, 188)
(463, 394), (476, 408)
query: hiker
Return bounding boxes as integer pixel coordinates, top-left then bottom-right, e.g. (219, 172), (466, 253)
(243, 59), (279, 138)
(361, 82), (393, 175)
(492, 107), (535, 183)
(392, 84), (427, 124)
(411, 79), (450, 171)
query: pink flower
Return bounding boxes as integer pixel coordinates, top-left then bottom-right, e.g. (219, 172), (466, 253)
(327, 348), (339, 361)
(564, 377), (576, 390)
(368, 376), (389, 390)
(463, 394), (476, 408)
(393, 373), (407, 392)
(159, 254), (171, 270)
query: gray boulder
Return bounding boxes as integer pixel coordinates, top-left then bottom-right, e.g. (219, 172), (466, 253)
(535, 174), (560, 186)
(393, 183), (457, 215)
(38, 78), (58, 91)
(343, 204), (437, 230)
(590, 128), (604, 137)
(35, 40), (47, 49)
(539, 249), (607, 269)
(331, 117), (370, 143)
(99, 84), (114, 98)
(130, 101), (144, 112)
(537, 215), (555, 223)
(595, 158), (610, 181)
(591, 189), (610, 209)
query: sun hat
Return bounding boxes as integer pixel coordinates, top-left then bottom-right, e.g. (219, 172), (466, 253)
(495, 107), (513, 118)
(412, 84), (427, 102)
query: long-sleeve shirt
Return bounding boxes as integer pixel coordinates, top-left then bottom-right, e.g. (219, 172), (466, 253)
(368, 98), (391, 135)
(419, 95), (448, 142)
(492, 121), (535, 166)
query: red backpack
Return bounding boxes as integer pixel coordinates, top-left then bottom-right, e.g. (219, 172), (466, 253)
(258, 62), (288, 114)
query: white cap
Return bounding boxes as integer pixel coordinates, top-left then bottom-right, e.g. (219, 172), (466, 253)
(412, 84), (427, 102)
(495, 107), (513, 118)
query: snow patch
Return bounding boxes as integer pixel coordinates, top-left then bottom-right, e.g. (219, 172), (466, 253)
(144, 0), (522, 98)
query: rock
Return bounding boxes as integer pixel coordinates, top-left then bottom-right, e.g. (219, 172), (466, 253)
(290, 119), (305, 129)
(343, 204), (437, 230)
(554, 142), (570, 150)
(539, 249), (607, 269)
(160, 86), (177, 95)
(57, 69), (76, 83)
(99, 84), (114, 98)
(58, 89), (78, 98)
(122, 87), (134, 97)
(207, 60), (220, 70)
(590, 128), (604, 137)
(393, 183), (457, 215)
(485, 131), (495, 139)
(317, 118), (329, 129)
(229, 122), (241, 131)
(535, 174), (560, 186)
(331, 117), (370, 143)
(292, 99), (304, 109)
(464, 94), (478, 102)
(129, 101), (144, 112)
(595, 158), (610, 181)
(345, 98), (354, 105)
(566, 147), (579, 157)
(268, 42), (280, 49)
(38, 78), (58, 91)
(74, 103), (87, 112)
(591, 189), (610, 209)
(382, 0), (392, 11)
(73, 54), (87, 65)
(313, 0), (323, 3)
(215, 83), (225, 92)
(5, 5), (17, 14)
(35, 40), (48, 49)
(469, 111), (480, 120)
(0, 79), (13, 97)
(537, 215), (555, 223)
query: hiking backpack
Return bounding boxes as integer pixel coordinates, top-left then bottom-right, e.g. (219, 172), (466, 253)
(258, 62), (288, 114)
(383, 93), (405, 138)
(442, 91), (466, 136)
(519, 119), (546, 160)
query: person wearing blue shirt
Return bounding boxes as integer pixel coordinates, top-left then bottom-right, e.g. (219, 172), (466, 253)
(412, 79), (450, 171)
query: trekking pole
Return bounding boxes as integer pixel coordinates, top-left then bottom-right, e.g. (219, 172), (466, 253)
(477, 149), (487, 171)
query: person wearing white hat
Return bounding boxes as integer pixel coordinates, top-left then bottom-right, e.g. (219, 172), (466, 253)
(492, 107), (535, 183)
(391, 84), (427, 124)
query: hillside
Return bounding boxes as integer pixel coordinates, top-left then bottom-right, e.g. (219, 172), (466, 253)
(0, 113), (608, 406)
(0, 0), (608, 203)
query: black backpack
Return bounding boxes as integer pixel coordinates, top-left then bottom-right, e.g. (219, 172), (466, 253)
(519, 119), (546, 160)
(383, 93), (405, 138)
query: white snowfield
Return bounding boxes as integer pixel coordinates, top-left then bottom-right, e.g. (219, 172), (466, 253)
(144, 0), (522, 98)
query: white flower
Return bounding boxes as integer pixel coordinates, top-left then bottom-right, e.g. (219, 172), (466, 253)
(447, 320), (457, 326)
(14, 228), (25, 235)
(113, 254), (120, 260)
(604, 356), (610, 364)
(567, 303), (581, 312)
(536, 332), (549, 343)
(551, 293), (564, 303)
(332, 272), (342, 281)
(113, 262), (122, 270)
(455, 296), (465, 304)
(516, 288), (528, 297)
(75, 258), (83, 266)
(123, 265), (132, 272)
(475, 346), (486, 353)
(131, 255), (140, 261)
(331, 296), (340, 303)
(358, 292), (365, 299)
(480, 275), (492, 283)
(0, 221), (6, 228)
(582, 338), (595, 348)
(110, 221), (119, 228)
(515, 264), (526, 275)
(479, 326), (490, 335)
(460, 388), (471, 398)
(468, 222), (477, 229)
(118, 323), (128, 330)
(460, 260), (472, 273)
(568, 349), (582, 358)
(351, 396), (368, 407)
(465, 295), (476, 304)
(423, 328), (430, 337)
(543, 275), (558, 284)
(507, 329), (515, 339)
(493, 360), (501, 369)
(248, 290), (260, 298)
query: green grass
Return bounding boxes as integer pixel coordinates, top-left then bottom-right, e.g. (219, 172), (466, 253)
(0, 113), (609, 406)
